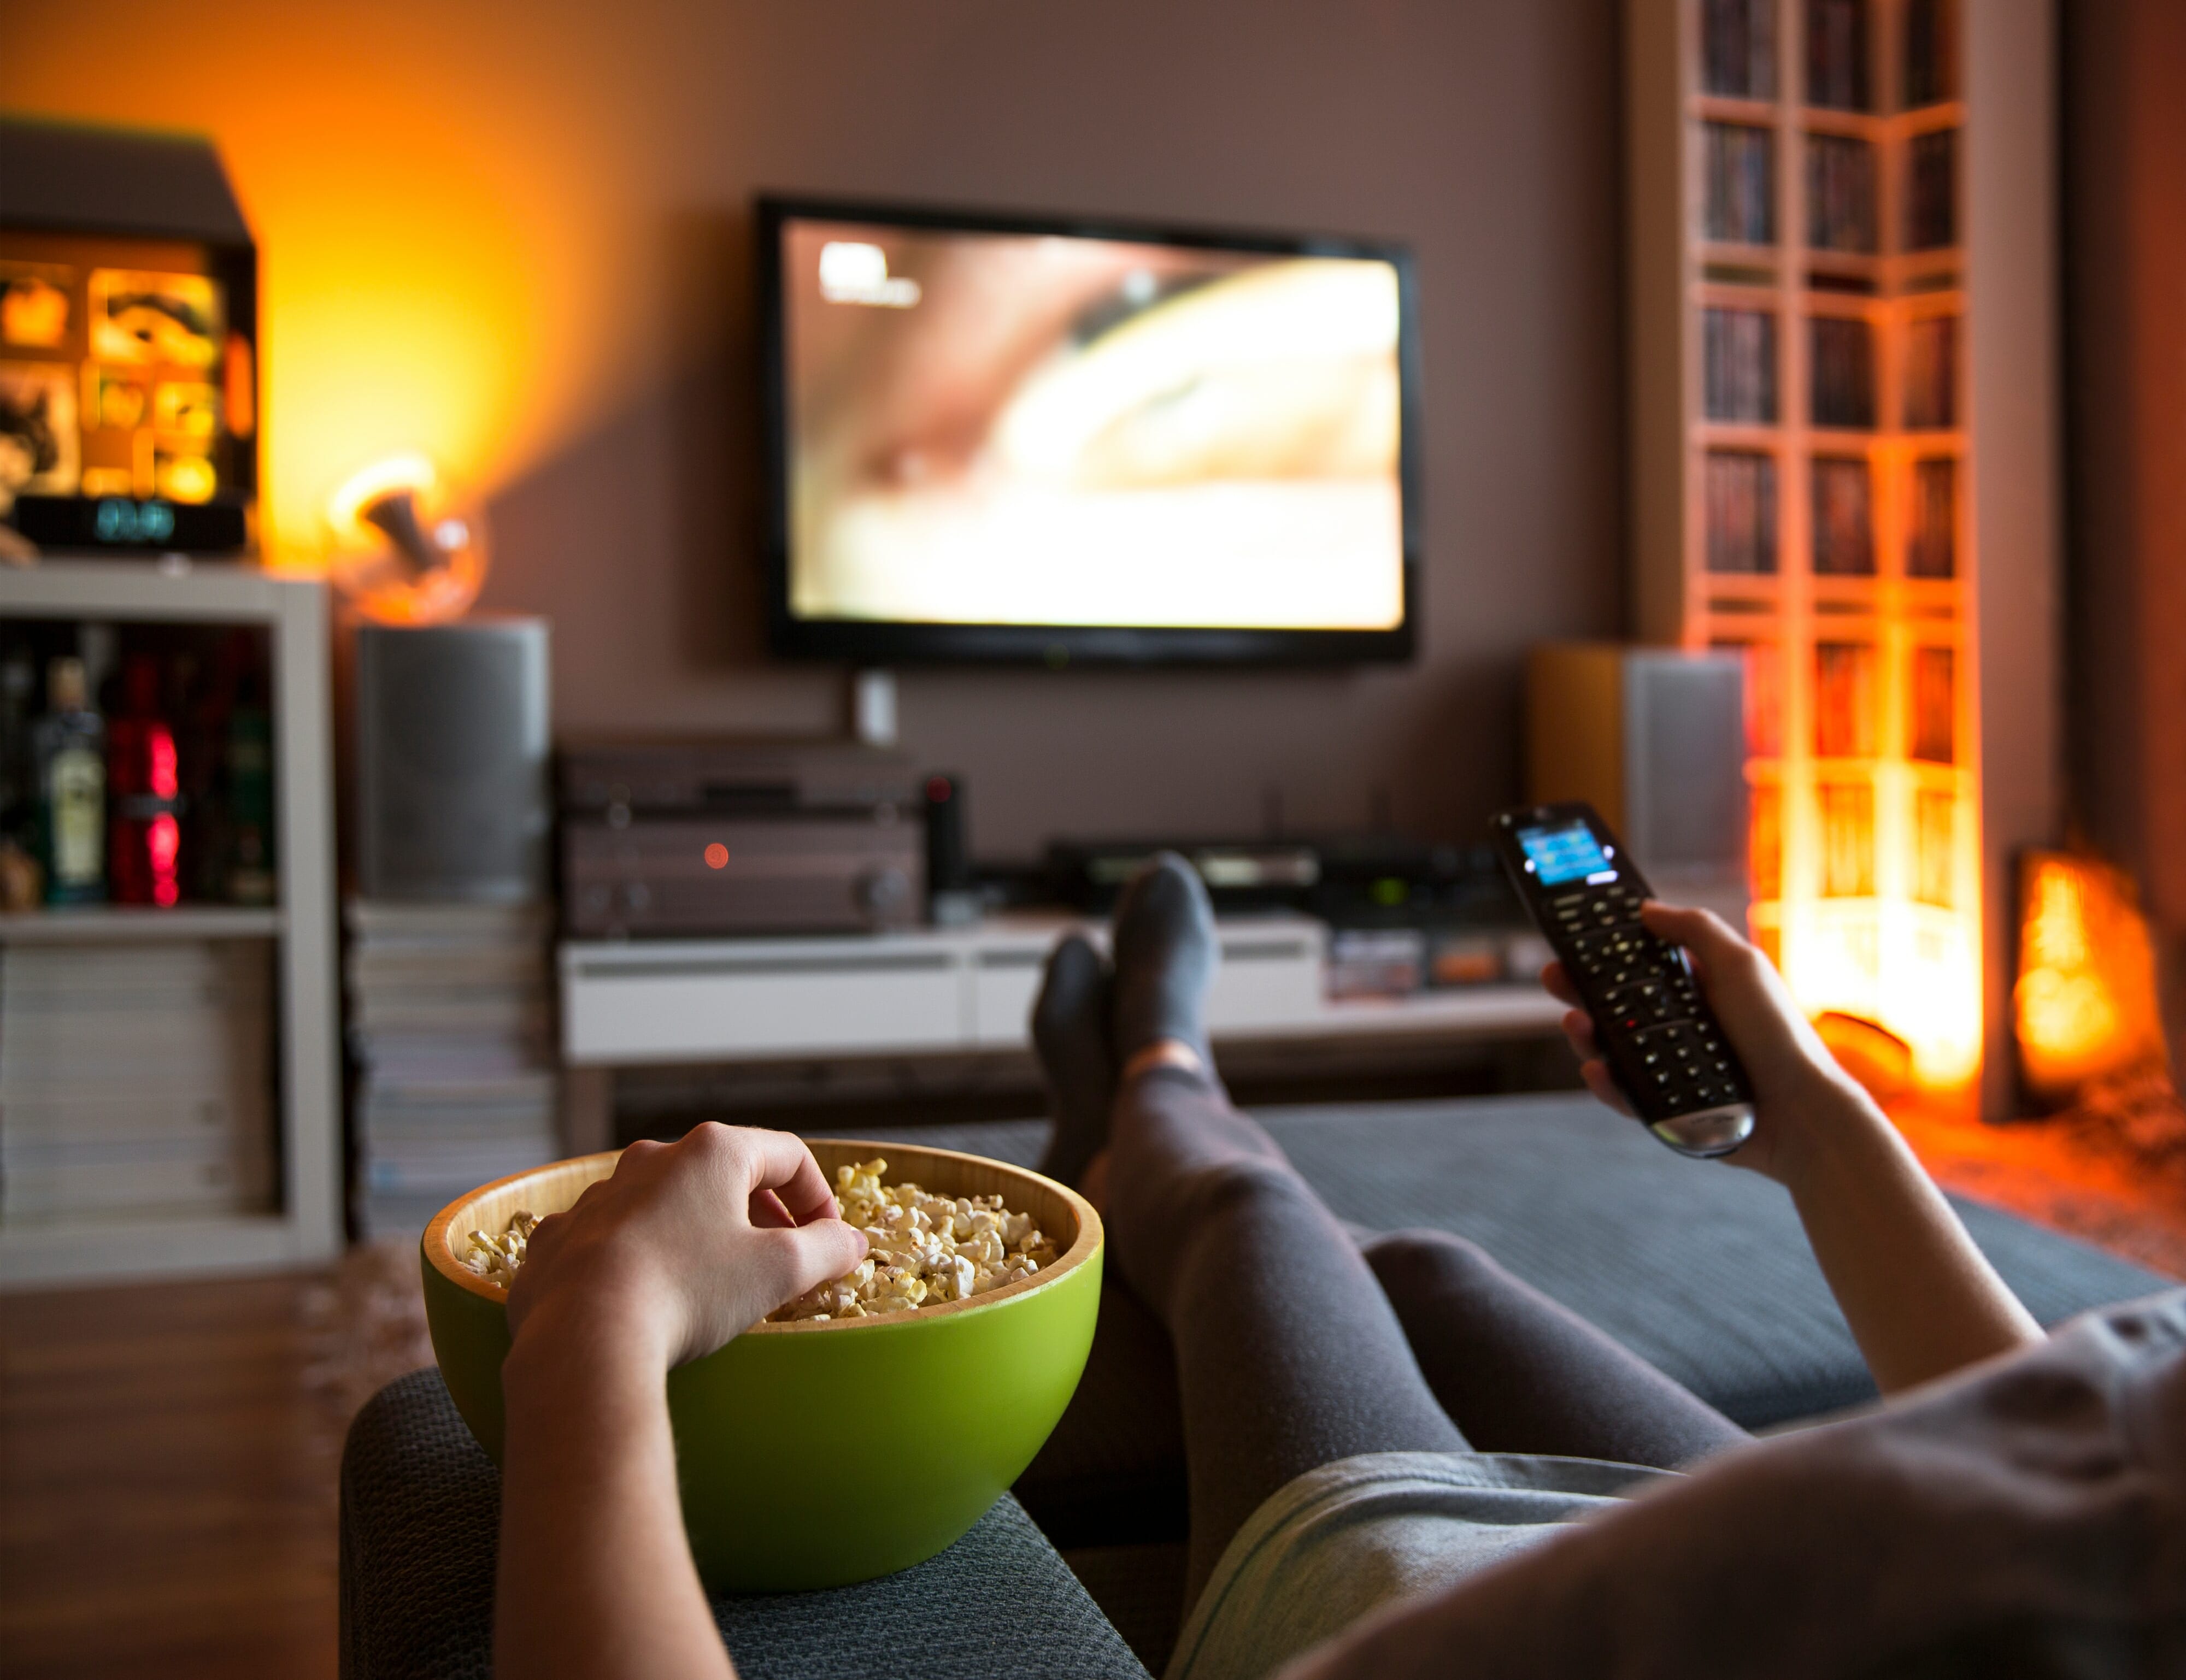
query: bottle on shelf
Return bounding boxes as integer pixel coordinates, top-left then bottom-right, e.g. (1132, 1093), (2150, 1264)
(32, 656), (106, 906)
(108, 654), (186, 907)
(181, 643), (235, 903)
(0, 640), (41, 909)
(226, 665), (275, 906)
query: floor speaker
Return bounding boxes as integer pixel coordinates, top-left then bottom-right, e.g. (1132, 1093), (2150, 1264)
(353, 620), (550, 902)
(1526, 643), (1748, 926)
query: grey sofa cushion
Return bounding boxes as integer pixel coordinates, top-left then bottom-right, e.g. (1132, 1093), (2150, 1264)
(823, 1089), (2177, 1575)
(339, 1367), (1152, 1680)
(826, 1093), (2173, 1431)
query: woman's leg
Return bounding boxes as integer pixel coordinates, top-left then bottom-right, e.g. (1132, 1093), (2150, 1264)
(1362, 1229), (1749, 1469)
(1053, 859), (1468, 1602)
(1103, 1062), (1469, 1603)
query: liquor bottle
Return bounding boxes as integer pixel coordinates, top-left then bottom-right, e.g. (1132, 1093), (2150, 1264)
(0, 642), (40, 910)
(0, 641), (34, 830)
(181, 644), (236, 903)
(108, 655), (185, 907)
(33, 656), (105, 905)
(226, 665), (275, 906)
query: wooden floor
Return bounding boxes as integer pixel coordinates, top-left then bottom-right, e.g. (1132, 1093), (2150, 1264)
(0, 1245), (434, 1680)
(0, 1272), (340, 1678)
(2, 1103), (2181, 1677)
(1895, 1078), (2186, 1278)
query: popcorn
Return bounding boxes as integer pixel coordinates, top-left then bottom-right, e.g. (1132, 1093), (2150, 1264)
(459, 1158), (1058, 1325)
(770, 1158), (1057, 1323)
(461, 1209), (539, 1285)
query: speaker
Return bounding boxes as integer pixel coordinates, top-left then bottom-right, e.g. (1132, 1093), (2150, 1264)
(1525, 644), (1748, 924)
(353, 620), (550, 902)
(922, 771), (978, 924)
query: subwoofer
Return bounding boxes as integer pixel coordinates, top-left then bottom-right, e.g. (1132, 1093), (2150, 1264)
(352, 620), (550, 901)
(1525, 643), (1749, 926)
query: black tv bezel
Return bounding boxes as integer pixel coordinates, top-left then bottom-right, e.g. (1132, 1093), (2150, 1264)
(757, 193), (1423, 667)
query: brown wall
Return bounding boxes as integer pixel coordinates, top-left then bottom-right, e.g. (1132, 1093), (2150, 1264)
(2, 0), (1628, 858)
(2062, 0), (2186, 1058)
(2064, 0), (2186, 916)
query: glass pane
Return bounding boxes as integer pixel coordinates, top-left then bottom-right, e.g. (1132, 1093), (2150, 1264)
(1702, 0), (1779, 98)
(1811, 457), (1874, 574)
(1820, 780), (1876, 895)
(1705, 308), (1779, 422)
(1814, 641), (1877, 757)
(1705, 451), (1779, 573)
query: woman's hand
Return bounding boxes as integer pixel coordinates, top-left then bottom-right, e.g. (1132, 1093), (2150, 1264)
(1542, 900), (2040, 1390)
(495, 1127), (869, 1680)
(1542, 901), (1878, 1184)
(507, 1124), (869, 1372)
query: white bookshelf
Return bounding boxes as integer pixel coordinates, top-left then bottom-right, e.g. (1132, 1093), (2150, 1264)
(0, 560), (342, 1287)
(0, 905), (284, 942)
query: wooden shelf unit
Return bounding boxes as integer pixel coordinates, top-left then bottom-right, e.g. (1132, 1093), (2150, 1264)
(1628, 0), (2059, 1108)
(0, 561), (342, 1286)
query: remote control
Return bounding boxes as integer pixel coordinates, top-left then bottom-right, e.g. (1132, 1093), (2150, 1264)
(1490, 800), (1756, 1159)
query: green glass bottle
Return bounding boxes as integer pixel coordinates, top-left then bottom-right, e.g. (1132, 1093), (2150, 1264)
(33, 656), (105, 905)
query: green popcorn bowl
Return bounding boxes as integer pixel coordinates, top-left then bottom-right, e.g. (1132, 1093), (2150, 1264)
(421, 1138), (1104, 1591)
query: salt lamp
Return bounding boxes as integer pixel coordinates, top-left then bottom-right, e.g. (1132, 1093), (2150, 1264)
(2013, 850), (2171, 1107)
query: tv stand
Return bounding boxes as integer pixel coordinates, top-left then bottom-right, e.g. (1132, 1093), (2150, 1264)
(559, 912), (1562, 1149)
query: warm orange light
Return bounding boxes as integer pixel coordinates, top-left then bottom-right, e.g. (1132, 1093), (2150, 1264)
(2014, 851), (2170, 1105)
(324, 452), (487, 626)
(704, 843), (730, 870)
(327, 453), (438, 543)
(1717, 437), (1985, 1093)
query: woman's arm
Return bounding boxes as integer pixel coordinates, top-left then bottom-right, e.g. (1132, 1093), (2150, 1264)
(1548, 904), (2040, 1394)
(493, 1125), (869, 1680)
(499, 1307), (731, 1680)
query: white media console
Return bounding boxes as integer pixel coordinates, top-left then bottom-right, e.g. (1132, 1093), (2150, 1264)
(559, 913), (1564, 1148)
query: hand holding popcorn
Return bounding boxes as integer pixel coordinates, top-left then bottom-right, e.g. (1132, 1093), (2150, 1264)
(502, 1124), (870, 1371)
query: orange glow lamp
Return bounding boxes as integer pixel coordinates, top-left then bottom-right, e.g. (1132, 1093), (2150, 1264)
(324, 453), (488, 625)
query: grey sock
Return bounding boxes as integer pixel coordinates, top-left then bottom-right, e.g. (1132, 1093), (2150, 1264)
(1109, 852), (1218, 1069)
(1033, 934), (1117, 1189)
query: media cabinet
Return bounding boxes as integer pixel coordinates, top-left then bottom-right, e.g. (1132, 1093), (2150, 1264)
(559, 913), (1565, 1150)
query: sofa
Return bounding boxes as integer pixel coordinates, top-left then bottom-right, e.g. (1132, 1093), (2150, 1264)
(340, 1093), (2172, 1677)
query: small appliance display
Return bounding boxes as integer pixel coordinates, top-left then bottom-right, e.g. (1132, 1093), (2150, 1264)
(559, 738), (925, 938)
(0, 119), (259, 556)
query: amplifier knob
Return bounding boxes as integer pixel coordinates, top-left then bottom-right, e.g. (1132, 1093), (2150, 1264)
(856, 866), (909, 915)
(621, 881), (653, 911)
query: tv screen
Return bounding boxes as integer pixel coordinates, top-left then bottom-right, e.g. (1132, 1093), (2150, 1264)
(759, 196), (1420, 664)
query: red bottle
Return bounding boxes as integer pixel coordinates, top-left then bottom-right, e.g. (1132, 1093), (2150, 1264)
(108, 655), (184, 907)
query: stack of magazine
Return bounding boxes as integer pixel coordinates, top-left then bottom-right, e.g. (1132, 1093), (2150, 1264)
(0, 938), (273, 1223)
(346, 900), (560, 1240)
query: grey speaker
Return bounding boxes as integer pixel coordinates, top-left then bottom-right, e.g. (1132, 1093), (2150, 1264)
(353, 620), (550, 902)
(1526, 643), (1749, 926)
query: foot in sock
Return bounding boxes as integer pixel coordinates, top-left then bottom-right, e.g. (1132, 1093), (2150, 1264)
(1033, 933), (1117, 1188)
(1109, 852), (1218, 1071)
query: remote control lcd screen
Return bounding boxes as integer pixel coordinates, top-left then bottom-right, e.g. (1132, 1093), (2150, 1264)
(1518, 821), (1615, 887)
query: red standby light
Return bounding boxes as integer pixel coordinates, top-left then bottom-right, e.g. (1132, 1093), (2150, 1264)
(704, 842), (730, 870)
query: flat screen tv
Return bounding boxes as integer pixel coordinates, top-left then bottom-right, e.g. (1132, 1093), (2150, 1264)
(759, 195), (1421, 664)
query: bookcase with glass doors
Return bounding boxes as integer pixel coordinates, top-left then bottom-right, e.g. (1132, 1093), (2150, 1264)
(1626, 0), (2057, 1099)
